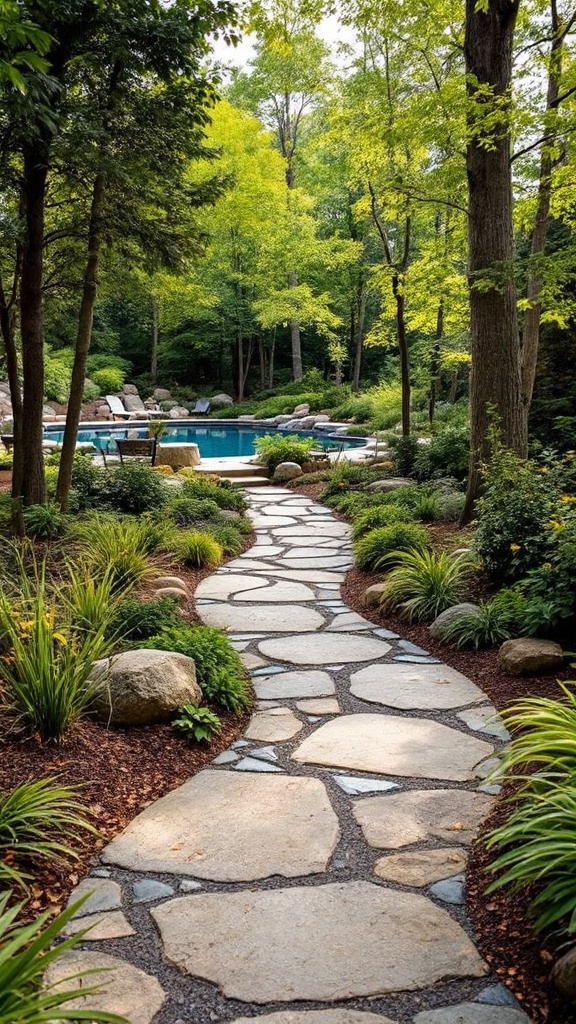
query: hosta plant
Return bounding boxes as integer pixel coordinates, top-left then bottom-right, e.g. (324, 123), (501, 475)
(378, 549), (474, 622)
(173, 705), (222, 742)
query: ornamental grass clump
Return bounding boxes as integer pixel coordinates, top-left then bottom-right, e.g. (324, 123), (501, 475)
(71, 514), (161, 594)
(169, 530), (223, 569)
(485, 681), (576, 934)
(440, 590), (526, 649)
(353, 522), (429, 571)
(378, 549), (474, 622)
(350, 503), (410, 541)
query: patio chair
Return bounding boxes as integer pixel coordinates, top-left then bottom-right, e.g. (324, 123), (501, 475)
(192, 399), (211, 415)
(1, 434), (13, 451)
(115, 437), (157, 465)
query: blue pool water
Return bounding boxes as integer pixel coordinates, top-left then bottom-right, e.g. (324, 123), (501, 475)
(43, 423), (366, 459)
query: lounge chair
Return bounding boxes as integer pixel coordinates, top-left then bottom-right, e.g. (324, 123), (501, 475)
(192, 399), (210, 415)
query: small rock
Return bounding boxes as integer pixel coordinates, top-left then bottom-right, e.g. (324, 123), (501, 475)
(429, 603), (481, 640)
(273, 462), (303, 482)
(67, 878), (122, 916)
(122, 384), (140, 396)
(154, 576), (189, 593)
(366, 477), (413, 493)
(153, 388), (172, 401)
(429, 873), (465, 905)
(477, 984), (522, 1007)
(180, 879), (203, 892)
(362, 583), (387, 607)
(293, 404), (310, 416)
(552, 945), (576, 1002)
(153, 586), (188, 606)
(498, 638), (564, 675)
(133, 879), (175, 903)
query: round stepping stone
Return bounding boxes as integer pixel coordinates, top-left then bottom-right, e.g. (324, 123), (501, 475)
(254, 670), (336, 700)
(196, 574), (271, 599)
(67, 878), (122, 916)
(64, 910), (135, 940)
(259, 634), (391, 665)
(199, 604), (325, 633)
(353, 789), (495, 849)
(233, 581), (317, 602)
(251, 515), (297, 527)
(292, 715), (494, 781)
(349, 664), (485, 711)
(231, 1013), (397, 1023)
(101, 771), (339, 882)
(44, 951), (165, 1024)
(245, 708), (303, 742)
(151, 880), (486, 1003)
(374, 848), (468, 887)
(413, 1004), (530, 1024)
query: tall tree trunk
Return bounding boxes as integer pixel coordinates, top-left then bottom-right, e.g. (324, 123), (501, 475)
(268, 333), (275, 389)
(56, 169), (107, 511)
(151, 292), (159, 385)
(289, 270), (303, 383)
(352, 278), (367, 394)
(18, 144), (48, 508)
(259, 336), (266, 388)
(520, 0), (564, 422)
(462, 0), (525, 523)
(0, 263), (24, 534)
(429, 298), (444, 425)
(394, 281), (410, 436)
(237, 335), (254, 402)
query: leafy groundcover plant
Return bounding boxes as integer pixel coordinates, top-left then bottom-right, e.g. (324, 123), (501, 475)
(485, 681), (576, 934)
(144, 625), (251, 712)
(173, 705), (222, 742)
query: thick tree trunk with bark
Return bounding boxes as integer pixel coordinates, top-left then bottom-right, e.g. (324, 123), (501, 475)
(462, 0), (526, 522)
(0, 264), (24, 533)
(289, 270), (303, 382)
(394, 280), (410, 436)
(429, 299), (444, 425)
(351, 277), (367, 394)
(18, 145), (48, 508)
(151, 292), (159, 385)
(56, 169), (107, 511)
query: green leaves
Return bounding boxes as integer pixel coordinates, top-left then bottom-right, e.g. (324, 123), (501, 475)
(173, 704), (222, 742)
(377, 548), (474, 622)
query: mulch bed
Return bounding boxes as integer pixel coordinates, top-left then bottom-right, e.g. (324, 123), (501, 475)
(341, 555), (574, 1024)
(0, 549), (254, 923)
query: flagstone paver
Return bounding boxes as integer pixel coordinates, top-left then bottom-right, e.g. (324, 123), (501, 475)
(45, 951), (166, 1023)
(152, 881), (486, 1003)
(68, 487), (530, 1024)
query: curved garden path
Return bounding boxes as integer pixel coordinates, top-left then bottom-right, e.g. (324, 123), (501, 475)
(53, 488), (533, 1024)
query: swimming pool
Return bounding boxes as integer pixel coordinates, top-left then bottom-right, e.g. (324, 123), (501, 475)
(42, 423), (367, 459)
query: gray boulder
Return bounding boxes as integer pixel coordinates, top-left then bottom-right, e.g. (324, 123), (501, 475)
(122, 384), (139, 396)
(293, 403), (310, 416)
(366, 477), (413, 493)
(89, 649), (201, 725)
(43, 404), (57, 418)
(210, 393), (234, 406)
(278, 419), (304, 431)
(498, 638), (564, 676)
(153, 587), (188, 606)
(299, 416), (317, 429)
(314, 414), (330, 424)
(154, 576), (189, 593)
(153, 388), (172, 401)
(169, 406), (190, 418)
(273, 461), (303, 482)
(123, 394), (147, 412)
(362, 583), (387, 606)
(274, 414), (294, 425)
(238, 414), (257, 421)
(429, 603), (481, 640)
(552, 945), (576, 1002)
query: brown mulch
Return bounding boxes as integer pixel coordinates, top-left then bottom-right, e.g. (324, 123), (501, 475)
(0, 540), (254, 923)
(341, 558), (574, 1024)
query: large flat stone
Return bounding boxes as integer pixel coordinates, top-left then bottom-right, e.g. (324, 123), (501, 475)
(233, 581), (317, 602)
(350, 664), (485, 711)
(280, 547), (350, 559)
(273, 524), (350, 538)
(296, 698), (340, 714)
(67, 878), (122, 916)
(44, 951), (165, 1024)
(245, 708), (303, 741)
(292, 715), (493, 781)
(64, 910), (135, 940)
(259, 635), (391, 665)
(280, 557), (353, 569)
(152, 881), (486, 1002)
(353, 789), (495, 848)
(254, 670), (336, 699)
(101, 771), (339, 881)
(254, 569), (346, 583)
(231, 1013), (397, 1024)
(374, 848), (468, 887)
(199, 604), (325, 632)
(413, 1004), (530, 1024)
(251, 515), (297, 527)
(195, 574), (267, 599)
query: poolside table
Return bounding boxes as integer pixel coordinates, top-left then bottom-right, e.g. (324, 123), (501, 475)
(156, 442), (201, 469)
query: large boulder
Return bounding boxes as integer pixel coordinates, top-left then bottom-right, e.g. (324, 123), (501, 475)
(273, 461), (303, 482)
(366, 478), (413, 493)
(274, 414), (294, 425)
(210, 393), (234, 406)
(122, 384), (140, 396)
(153, 388), (172, 401)
(169, 405), (190, 418)
(123, 394), (147, 412)
(314, 414), (331, 424)
(278, 419), (304, 431)
(88, 649), (201, 726)
(552, 945), (576, 1002)
(498, 638), (564, 676)
(293, 403), (310, 416)
(299, 416), (317, 429)
(43, 404), (57, 419)
(429, 603), (481, 640)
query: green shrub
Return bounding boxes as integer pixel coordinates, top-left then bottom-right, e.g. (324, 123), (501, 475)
(106, 463), (167, 515)
(378, 549), (474, 621)
(83, 379), (101, 402)
(511, 506), (576, 635)
(23, 502), (66, 539)
(173, 704), (222, 742)
(166, 497), (222, 526)
(436, 492), (466, 521)
(205, 523), (244, 555)
(413, 427), (470, 481)
(63, 564), (122, 632)
(388, 434), (419, 476)
(0, 778), (95, 890)
(485, 681), (576, 934)
(323, 491), (376, 515)
(87, 352), (131, 377)
(70, 452), (107, 509)
(144, 624), (251, 712)
(350, 504), (410, 541)
(72, 514), (157, 594)
(107, 596), (182, 643)
(170, 530), (223, 568)
(353, 522), (429, 571)
(92, 366), (125, 394)
(440, 590), (526, 649)
(410, 491), (440, 523)
(44, 352), (72, 404)
(180, 474), (246, 511)
(0, 893), (128, 1023)
(322, 462), (373, 498)
(254, 434), (316, 473)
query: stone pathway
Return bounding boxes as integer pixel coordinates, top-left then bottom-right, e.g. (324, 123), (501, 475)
(52, 489), (533, 1024)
